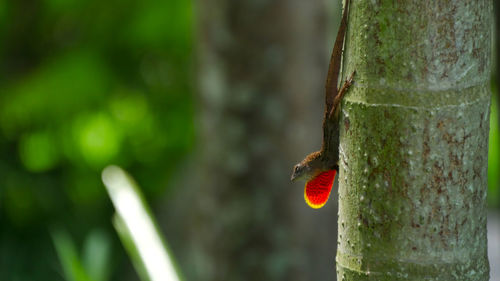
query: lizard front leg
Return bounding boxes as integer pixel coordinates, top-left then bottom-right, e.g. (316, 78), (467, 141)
(329, 71), (356, 120)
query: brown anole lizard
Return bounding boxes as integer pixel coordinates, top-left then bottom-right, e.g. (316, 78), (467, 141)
(290, 0), (355, 209)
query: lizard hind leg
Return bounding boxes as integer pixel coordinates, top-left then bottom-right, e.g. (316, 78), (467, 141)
(329, 71), (356, 120)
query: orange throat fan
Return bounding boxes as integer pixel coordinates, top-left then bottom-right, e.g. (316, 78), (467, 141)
(304, 170), (337, 209)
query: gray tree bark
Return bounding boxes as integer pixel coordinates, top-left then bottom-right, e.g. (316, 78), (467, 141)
(336, 0), (492, 280)
(163, 0), (343, 281)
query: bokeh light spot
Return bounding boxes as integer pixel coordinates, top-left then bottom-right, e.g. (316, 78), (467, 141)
(73, 113), (122, 168)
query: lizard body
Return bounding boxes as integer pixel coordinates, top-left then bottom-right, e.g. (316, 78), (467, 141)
(290, 0), (355, 209)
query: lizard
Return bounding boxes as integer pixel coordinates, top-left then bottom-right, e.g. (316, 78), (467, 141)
(290, 0), (355, 209)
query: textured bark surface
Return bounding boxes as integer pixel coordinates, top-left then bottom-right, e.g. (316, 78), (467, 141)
(162, 0), (342, 280)
(336, 0), (492, 280)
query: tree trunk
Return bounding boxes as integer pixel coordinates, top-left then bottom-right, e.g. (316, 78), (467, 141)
(336, 0), (491, 280)
(163, 0), (342, 280)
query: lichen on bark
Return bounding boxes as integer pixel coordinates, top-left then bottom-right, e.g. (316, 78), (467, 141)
(336, 0), (492, 280)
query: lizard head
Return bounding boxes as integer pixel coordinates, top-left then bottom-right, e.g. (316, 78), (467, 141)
(291, 151), (324, 182)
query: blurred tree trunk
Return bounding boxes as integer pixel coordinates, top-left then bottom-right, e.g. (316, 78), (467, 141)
(162, 0), (344, 281)
(336, 0), (491, 280)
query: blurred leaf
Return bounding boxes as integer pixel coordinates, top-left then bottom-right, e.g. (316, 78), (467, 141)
(43, 0), (82, 13)
(51, 229), (93, 281)
(0, 51), (109, 135)
(18, 130), (59, 172)
(109, 91), (149, 128)
(124, 0), (192, 50)
(489, 93), (500, 207)
(64, 169), (106, 207)
(82, 230), (112, 281)
(113, 214), (150, 281)
(102, 165), (182, 281)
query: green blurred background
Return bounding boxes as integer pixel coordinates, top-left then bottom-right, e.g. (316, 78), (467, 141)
(1, 0), (193, 280)
(0, 0), (498, 280)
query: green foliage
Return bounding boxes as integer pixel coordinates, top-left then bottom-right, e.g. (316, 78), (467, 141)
(52, 229), (112, 281)
(489, 84), (500, 207)
(0, 0), (193, 280)
(82, 230), (112, 281)
(19, 130), (59, 172)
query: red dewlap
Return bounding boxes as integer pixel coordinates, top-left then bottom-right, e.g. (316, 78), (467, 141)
(304, 170), (336, 209)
